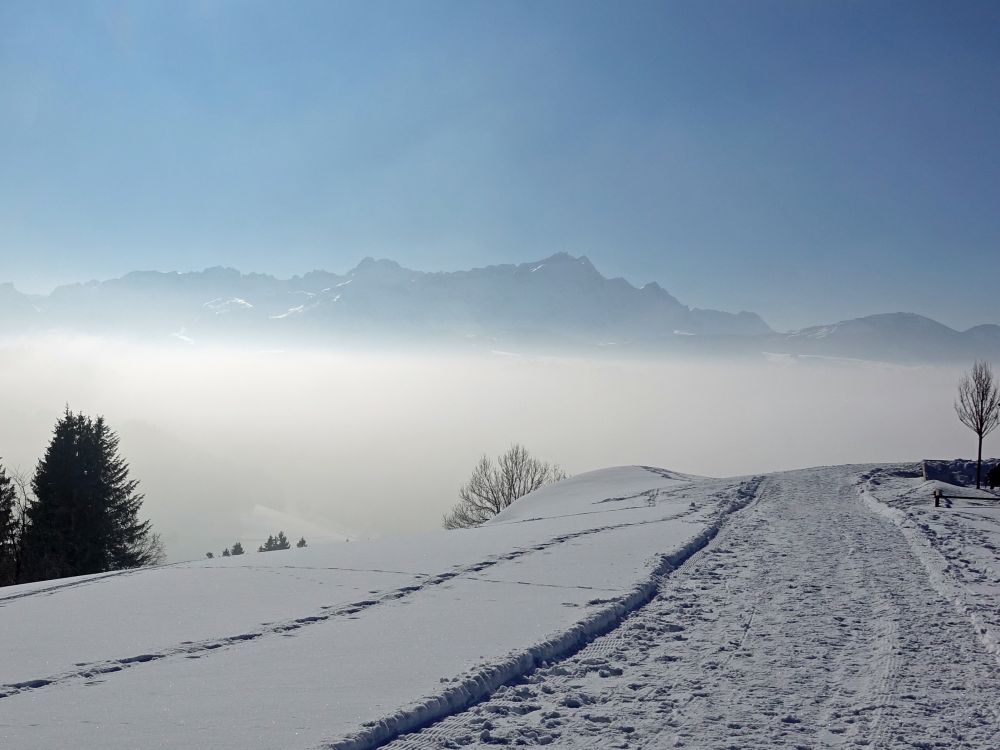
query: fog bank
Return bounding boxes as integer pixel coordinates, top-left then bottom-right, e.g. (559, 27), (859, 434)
(0, 338), (987, 562)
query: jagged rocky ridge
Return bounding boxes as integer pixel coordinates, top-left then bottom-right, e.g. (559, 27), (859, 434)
(1, 254), (998, 362)
(0, 253), (769, 344)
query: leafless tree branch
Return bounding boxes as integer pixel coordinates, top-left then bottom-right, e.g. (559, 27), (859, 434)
(443, 444), (566, 529)
(955, 360), (1000, 489)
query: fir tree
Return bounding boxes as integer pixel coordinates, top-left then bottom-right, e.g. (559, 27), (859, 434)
(21, 409), (162, 582)
(230, 541), (244, 555)
(258, 531), (291, 552)
(221, 548), (230, 557)
(92, 417), (158, 570)
(206, 551), (214, 559)
(296, 536), (307, 548)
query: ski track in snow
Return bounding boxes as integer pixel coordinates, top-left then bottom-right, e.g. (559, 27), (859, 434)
(323, 478), (762, 750)
(0, 489), (709, 701)
(4, 465), (1000, 750)
(378, 468), (1000, 750)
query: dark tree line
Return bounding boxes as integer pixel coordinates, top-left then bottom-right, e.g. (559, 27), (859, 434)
(207, 534), (306, 559)
(221, 541), (245, 557)
(0, 408), (162, 586)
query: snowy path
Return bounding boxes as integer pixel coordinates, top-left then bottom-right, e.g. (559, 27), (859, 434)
(383, 468), (1000, 749)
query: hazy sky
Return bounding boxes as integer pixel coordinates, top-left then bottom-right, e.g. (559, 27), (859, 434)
(0, 339), (990, 562)
(2, 1), (999, 330)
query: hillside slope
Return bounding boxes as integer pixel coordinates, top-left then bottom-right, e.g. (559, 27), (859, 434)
(2, 464), (999, 749)
(0, 467), (751, 749)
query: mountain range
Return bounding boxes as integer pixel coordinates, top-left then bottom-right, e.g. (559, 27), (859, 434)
(1, 252), (997, 362)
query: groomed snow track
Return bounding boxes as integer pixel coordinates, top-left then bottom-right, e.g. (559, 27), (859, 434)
(380, 467), (1000, 750)
(326, 478), (763, 750)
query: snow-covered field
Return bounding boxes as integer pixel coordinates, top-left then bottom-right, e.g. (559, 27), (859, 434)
(2, 463), (999, 749)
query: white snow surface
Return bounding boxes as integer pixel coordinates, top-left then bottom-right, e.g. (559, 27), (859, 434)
(3, 464), (1000, 749)
(383, 465), (1000, 749)
(0, 466), (744, 749)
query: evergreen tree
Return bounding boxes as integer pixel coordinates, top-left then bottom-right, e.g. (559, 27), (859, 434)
(221, 548), (230, 557)
(230, 541), (244, 555)
(258, 531), (291, 552)
(206, 551), (214, 559)
(20, 409), (161, 582)
(93, 417), (157, 570)
(296, 536), (307, 548)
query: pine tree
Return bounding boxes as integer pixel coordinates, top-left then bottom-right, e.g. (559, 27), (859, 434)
(296, 536), (307, 548)
(23, 409), (94, 580)
(258, 531), (291, 552)
(92, 417), (158, 570)
(230, 541), (244, 555)
(206, 551), (214, 559)
(20, 409), (162, 582)
(221, 548), (230, 557)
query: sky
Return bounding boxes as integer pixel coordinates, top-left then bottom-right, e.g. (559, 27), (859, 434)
(1, 0), (999, 331)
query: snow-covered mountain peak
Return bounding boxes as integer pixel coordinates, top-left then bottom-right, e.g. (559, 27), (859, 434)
(6, 259), (997, 361)
(4, 255), (773, 344)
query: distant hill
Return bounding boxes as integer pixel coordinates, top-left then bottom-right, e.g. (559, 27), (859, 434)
(771, 313), (1000, 363)
(2, 256), (998, 362)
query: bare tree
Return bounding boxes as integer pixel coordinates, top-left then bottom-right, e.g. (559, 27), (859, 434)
(0, 469), (35, 586)
(443, 444), (566, 529)
(955, 360), (1000, 489)
(136, 532), (167, 567)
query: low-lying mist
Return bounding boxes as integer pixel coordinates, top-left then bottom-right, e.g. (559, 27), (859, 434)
(0, 337), (986, 562)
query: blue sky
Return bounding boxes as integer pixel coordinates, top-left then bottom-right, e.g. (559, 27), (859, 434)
(1, 0), (998, 330)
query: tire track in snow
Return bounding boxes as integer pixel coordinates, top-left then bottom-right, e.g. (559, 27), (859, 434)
(0, 567), (151, 606)
(320, 477), (763, 750)
(378, 468), (1000, 750)
(0, 493), (712, 701)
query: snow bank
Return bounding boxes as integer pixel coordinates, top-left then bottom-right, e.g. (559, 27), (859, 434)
(858, 466), (1000, 668)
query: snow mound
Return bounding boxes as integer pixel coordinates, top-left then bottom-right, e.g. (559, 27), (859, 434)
(490, 465), (699, 523)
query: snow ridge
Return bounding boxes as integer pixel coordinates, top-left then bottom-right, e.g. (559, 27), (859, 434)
(857, 470), (1000, 668)
(324, 477), (763, 750)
